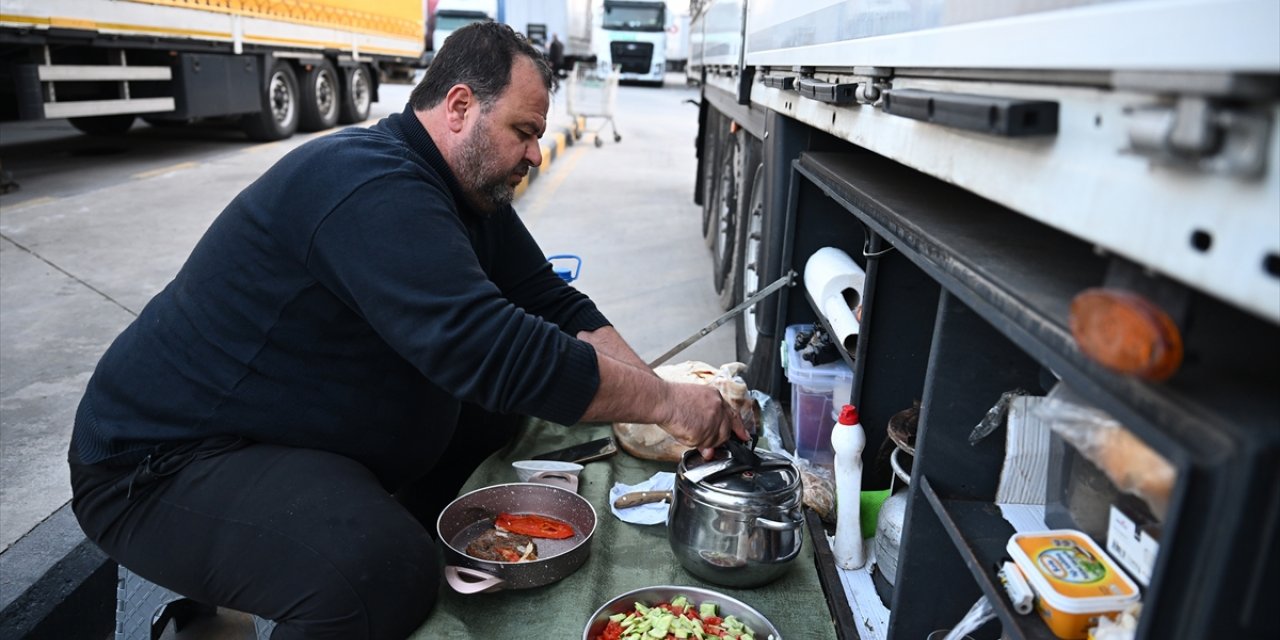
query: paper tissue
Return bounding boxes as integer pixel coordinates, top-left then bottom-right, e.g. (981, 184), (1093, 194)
(803, 247), (866, 352)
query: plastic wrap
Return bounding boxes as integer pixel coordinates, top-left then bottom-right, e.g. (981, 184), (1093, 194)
(939, 597), (996, 640)
(1036, 384), (1176, 520)
(969, 389), (1027, 445)
(1089, 603), (1141, 640)
(754, 390), (836, 523)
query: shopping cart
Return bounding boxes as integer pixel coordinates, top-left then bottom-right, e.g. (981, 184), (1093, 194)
(566, 61), (622, 148)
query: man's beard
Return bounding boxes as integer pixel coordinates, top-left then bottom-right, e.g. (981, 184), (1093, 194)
(455, 113), (527, 215)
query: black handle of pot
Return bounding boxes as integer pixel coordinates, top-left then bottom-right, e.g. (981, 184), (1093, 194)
(725, 436), (761, 469)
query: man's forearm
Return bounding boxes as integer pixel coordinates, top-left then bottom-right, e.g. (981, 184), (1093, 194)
(579, 351), (669, 424)
(576, 325), (654, 375)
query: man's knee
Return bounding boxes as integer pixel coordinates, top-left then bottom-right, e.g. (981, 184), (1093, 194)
(274, 536), (442, 639)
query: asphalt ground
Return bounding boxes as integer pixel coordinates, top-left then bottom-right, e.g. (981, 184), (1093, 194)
(0, 71), (732, 637)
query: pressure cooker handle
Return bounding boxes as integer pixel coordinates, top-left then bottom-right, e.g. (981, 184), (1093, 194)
(753, 513), (803, 532)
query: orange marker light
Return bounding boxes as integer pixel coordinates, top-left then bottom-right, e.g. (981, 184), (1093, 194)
(1069, 288), (1184, 381)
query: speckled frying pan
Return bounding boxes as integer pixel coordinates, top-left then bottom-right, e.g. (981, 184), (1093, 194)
(436, 482), (597, 593)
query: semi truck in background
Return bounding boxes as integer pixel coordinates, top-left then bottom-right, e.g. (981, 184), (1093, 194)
(593, 0), (667, 85)
(0, 0), (428, 140)
(431, 0), (497, 52)
(689, 0), (1278, 639)
(502, 0), (593, 66)
(665, 11), (689, 73)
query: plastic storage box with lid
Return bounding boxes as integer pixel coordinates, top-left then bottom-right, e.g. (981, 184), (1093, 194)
(1007, 529), (1140, 639)
(782, 324), (854, 467)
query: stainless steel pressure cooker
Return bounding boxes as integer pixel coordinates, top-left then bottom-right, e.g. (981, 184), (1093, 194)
(668, 447), (804, 588)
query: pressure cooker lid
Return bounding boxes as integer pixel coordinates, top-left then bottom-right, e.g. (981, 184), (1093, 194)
(707, 462), (796, 494)
(682, 450), (798, 496)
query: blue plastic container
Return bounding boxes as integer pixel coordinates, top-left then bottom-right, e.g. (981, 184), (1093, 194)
(548, 254), (582, 283)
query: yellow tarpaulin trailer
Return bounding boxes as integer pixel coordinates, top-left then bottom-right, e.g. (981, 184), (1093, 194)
(0, 0), (428, 139)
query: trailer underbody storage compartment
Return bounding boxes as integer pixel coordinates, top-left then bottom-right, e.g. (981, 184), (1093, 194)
(687, 0), (1280, 638)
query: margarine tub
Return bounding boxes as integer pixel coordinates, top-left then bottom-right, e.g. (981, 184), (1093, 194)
(1007, 529), (1140, 639)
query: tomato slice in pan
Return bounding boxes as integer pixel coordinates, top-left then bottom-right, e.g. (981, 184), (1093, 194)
(495, 512), (575, 539)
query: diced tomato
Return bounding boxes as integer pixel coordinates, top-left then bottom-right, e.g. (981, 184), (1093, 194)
(596, 619), (623, 640)
(495, 513), (575, 539)
(705, 616), (723, 625)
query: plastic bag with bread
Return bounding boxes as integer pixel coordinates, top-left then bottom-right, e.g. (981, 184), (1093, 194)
(612, 361), (760, 461)
(1037, 383), (1176, 519)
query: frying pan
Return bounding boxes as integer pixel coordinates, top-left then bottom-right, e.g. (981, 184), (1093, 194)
(436, 482), (597, 594)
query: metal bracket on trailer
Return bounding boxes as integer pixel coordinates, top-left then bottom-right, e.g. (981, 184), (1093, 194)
(762, 75), (795, 91)
(881, 88), (1059, 137)
(795, 77), (859, 105)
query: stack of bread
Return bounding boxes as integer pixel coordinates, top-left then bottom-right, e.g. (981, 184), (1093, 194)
(613, 361), (759, 462)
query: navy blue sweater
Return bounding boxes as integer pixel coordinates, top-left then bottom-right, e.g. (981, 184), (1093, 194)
(71, 105), (607, 486)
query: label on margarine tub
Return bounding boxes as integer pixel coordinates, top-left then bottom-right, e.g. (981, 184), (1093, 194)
(1015, 531), (1137, 600)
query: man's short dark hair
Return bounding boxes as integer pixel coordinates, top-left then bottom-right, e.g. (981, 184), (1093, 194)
(410, 21), (557, 111)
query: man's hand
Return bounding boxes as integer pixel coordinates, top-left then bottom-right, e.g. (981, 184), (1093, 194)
(581, 353), (749, 458)
(658, 384), (752, 460)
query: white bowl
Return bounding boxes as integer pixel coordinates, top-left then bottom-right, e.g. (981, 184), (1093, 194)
(511, 459), (584, 483)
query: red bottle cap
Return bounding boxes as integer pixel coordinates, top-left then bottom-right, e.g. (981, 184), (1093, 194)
(837, 404), (859, 425)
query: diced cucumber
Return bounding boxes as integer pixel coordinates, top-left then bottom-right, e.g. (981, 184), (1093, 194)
(699, 602), (717, 619)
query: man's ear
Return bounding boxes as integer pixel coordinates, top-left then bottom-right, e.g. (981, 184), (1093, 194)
(442, 83), (474, 133)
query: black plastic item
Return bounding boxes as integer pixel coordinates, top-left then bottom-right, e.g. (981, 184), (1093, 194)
(726, 436), (762, 469)
(881, 89), (1059, 136)
(531, 437), (617, 464)
(796, 78), (859, 104)
(795, 325), (842, 366)
(762, 75), (795, 91)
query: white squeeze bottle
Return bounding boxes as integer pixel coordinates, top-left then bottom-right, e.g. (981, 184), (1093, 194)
(832, 404), (866, 569)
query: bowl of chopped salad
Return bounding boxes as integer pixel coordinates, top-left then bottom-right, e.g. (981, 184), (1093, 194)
(583, 585), (781, 640)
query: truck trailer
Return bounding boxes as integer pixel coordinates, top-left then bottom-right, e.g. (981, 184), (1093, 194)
(0, 0), (427, 140)
(689, 0), (1279, 638)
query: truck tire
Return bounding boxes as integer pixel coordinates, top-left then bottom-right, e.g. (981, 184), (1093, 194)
(337, 64), (373, 124)
(735, 162), (767, 364)
(298, 59), (340, 132)
(712, 129), (748, 309)
(701, 111), (722, 248)
(68, 114), (135, 136)
(241, 60), (300, 142)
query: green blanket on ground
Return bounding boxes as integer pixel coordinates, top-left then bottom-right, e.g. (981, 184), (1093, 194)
(410, 419), (836, 639)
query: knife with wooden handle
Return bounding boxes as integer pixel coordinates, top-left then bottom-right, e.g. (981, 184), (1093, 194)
(613, 490), (673, 509)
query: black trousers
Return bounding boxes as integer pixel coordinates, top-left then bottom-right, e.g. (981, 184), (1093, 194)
(70, 407), (521, 640)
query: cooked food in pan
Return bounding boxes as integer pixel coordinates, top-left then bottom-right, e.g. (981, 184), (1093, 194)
(495, 512), (575, 539)
(464, 528), (538, 563)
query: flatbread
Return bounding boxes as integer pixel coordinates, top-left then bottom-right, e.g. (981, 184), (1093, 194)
(612, 361), (760, 461)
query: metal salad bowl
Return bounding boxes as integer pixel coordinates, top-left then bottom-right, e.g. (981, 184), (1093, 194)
(582, 584), (782, 640)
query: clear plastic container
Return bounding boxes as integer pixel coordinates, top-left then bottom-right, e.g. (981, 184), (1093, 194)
(782, 324), (854, 467)
(1006, 529), (1140, 639)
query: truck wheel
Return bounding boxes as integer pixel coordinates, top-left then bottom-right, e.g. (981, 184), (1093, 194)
(700, 111), (722, 248)
(68, 114), (135, 136)
(711, 131), (742, 308)
(714, 130), (758, 310)
(299, 59), (340, 131)
(735, 162), (767, 364)
(337, 64), (372, 124)
(241, 60), (300, 142)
